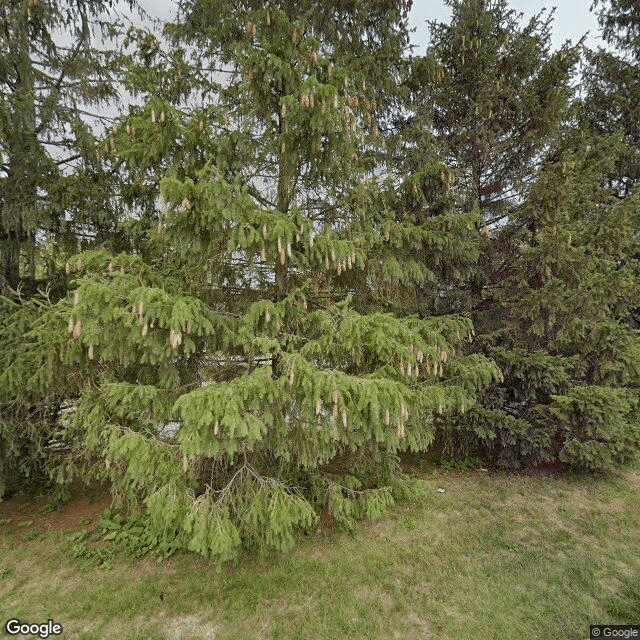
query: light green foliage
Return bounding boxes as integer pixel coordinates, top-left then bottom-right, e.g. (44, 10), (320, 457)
(0, 0), (499, 558)
(4, 0), (639, 564)
(0, 291), (85, 496)
(0, 0), (145, 496)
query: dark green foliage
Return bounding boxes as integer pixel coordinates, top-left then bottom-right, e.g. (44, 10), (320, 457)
(582, 48), (640, 195)
(408, 0), (640, 470)
(592, 0), (640, 57)
(410, 0), (580, 224)
(0, 0), (138, 292)
(550, 386), (639, 469)
(582, 0), (640, 230)
(453, 131), (640, 468)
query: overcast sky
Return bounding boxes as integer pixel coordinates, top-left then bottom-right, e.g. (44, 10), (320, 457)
(408, 0), (603, 52)
(135, 0), (605, 52)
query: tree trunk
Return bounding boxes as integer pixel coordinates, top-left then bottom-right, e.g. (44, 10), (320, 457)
(2, 1), (37, 293)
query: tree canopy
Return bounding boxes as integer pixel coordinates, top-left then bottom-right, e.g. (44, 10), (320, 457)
(1, 0), (639, 560)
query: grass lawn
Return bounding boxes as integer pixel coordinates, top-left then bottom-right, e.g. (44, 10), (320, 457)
(1, 468), (639, 639)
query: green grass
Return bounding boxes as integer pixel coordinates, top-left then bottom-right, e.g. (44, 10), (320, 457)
(1, 470), (639, 639)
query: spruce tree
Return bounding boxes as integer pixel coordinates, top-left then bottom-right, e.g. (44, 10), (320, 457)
(582, 0), (640, 195)
(0, 0), (141, 496)
(0, 1), (501, 553)
(411, 0), (640, 468)
(0, 0), (142, 293)
(404, 0), (581, 337)
(459, 127), (640, 469)
(403, 0), (640, 468)
(410, 0), (580, 226)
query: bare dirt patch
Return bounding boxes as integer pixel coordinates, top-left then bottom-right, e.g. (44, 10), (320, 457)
(163, 615), (218, 640)
(0, 485), (112, 536)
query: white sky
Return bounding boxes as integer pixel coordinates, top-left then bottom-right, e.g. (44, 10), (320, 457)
(135, 0), (605, 53)
(99, 0), (605, 129)
(408, 0), (604, 52)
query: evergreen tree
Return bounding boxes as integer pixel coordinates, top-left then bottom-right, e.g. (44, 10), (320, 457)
(0, 0), (137, 294)
(406, 0), (640, 469)
(404, 0), (581, 334)
(353, 47), (481, 318)
(0, 1), (500, 555)
(0, 0), (141, 496)
(582, 0), (640, 195)
(593, 0), (640, 55)
(410, 0), (580, 226)
(457, 127), (640, 469)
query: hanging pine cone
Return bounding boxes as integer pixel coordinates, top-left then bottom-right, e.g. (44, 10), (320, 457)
(72, 320), (83, 338)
